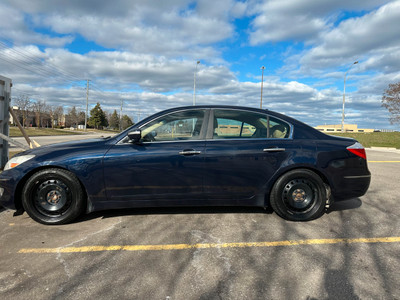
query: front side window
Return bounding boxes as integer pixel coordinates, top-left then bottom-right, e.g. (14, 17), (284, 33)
(140, 110), (205, 142)
(213, 109), (290, 139)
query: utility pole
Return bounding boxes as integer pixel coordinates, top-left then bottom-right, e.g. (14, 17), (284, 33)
(193, 61), (200, 106)
(260, 66), (265, 109)
(119, 99), (123, 131)
(84, 79), (90, 131)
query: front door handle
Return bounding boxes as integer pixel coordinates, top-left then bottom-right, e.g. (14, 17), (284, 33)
(179, 150), (202, 156)
(263, 148), (286, 152)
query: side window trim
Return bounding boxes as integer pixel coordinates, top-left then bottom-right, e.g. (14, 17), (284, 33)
(206, 109), (216, 139)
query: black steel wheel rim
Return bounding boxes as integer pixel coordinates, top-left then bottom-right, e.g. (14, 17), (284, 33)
(33, 179), (72, 217)
(282, 178), (317, 213)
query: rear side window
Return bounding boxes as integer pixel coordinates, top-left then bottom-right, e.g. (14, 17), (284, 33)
(213, 109), (290, 139)
(269, 117), (290, 138)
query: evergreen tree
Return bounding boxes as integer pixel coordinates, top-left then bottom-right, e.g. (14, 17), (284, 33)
(121, 115), (134, 130)
(88, 102), (108, 129)
(109, 110), (120, 130)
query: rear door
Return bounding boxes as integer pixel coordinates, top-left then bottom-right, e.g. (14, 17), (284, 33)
(204, 109), (295, 204)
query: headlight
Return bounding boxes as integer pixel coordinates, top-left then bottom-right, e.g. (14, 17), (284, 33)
(4, 155), (35, 170)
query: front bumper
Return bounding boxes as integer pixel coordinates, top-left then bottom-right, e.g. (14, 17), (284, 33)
(0, 180), (17, 210)
(0, 169), (23, 210)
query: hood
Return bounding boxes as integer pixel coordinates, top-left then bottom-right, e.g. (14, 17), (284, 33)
(15, 138), (110, 158)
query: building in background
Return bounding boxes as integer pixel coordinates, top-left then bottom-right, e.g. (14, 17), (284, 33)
(315, 124), (374, 133)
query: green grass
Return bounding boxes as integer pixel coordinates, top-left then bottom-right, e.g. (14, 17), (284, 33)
(82, 129), (120, 135)
(327, 132), (400, 149)
(9, 127), (83, 137)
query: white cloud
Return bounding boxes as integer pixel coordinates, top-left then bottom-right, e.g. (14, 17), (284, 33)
(3, 0), (238, 60)
(1, 45), (236, 93)
(248, 0), (391, 45)
(300, 0), (400, 68)
(0, 2), (73, 47)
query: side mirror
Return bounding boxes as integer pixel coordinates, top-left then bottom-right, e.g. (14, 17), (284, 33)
(127, 130), (142, 143)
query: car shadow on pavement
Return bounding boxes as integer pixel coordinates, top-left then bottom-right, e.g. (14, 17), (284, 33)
(76, 206), (272, 223)
(75, 199), (361, 224)
(327, 198), (362, 213)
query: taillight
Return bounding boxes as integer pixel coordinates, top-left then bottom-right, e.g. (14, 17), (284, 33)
(347, 142), (367, 159)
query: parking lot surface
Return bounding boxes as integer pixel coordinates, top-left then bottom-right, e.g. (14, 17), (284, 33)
(1, 149), (399, 299)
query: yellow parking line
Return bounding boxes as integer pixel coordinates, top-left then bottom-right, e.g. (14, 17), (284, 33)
(18, 236), (400, 254)
(368, 161), (400, 163)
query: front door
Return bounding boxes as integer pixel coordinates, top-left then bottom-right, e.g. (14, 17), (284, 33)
(103, 109), (207, 202)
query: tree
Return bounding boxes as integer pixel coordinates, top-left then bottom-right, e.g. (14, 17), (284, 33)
(88, 102), (108, 129)
(109, 110), (120, 130)
(382, 82), (400, 125)
(121, 115), (133, 130)
(65, 106), (79, 127)
(78, 111), (86, 125)
(12, 95), (32, 127)
(32, 100), (46, 128)
(47, 105), (64, 128)
(55, 106), (64, 127)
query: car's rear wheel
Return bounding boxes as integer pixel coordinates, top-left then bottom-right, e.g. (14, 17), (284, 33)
(22, 168), (85, 225)
(270, 169), (327, 221)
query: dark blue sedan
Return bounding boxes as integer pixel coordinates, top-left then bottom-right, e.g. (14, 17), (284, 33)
(0, 106), (370, 224)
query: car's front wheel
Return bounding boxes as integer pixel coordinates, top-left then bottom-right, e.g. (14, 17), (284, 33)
(22, 168), (85, 225)
(270, 169), (327, 221)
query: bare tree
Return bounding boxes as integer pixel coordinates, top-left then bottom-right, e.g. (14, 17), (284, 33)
(47, 105), (64, 128)
(382, 82), (400, 125)
(12, 95), (32, 127)
(32, 100), (46, 128)
(55, 106), (64, 127)
(78, 111), (86, 125)
(65, 106), (79, 127)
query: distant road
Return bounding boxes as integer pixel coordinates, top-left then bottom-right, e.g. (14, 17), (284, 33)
(9, 133), (113, 152)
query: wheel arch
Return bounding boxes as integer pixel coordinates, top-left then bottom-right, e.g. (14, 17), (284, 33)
(264, 165), (331, 207)
(14, 166), (88, 211)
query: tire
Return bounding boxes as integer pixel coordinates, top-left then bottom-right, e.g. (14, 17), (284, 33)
(22, 168), (85, 225)
(270, 169), (327, 221)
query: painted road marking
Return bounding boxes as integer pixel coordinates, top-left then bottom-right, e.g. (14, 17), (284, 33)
(18, 236), (400, 254)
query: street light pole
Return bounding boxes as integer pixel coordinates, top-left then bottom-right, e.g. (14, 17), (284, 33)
(341, 61), (358, 132)
(193, 61), (200, 106)
(260, 66), (265, 109)
(84, 79), (90, 131)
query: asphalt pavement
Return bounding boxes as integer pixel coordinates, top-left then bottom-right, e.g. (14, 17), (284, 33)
(0, 149), (399, 299)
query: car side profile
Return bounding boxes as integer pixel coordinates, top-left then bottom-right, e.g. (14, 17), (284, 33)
(0, 106), (371, 225)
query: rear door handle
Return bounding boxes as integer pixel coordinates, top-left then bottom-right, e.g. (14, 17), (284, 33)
(263, 148), (286, 152)
(179, 150), (202, 156)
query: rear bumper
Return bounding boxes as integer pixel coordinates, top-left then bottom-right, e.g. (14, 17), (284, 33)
(331, 174), (371, 201)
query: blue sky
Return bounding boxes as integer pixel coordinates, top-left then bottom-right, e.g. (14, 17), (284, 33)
(1, 0), (400, 129)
